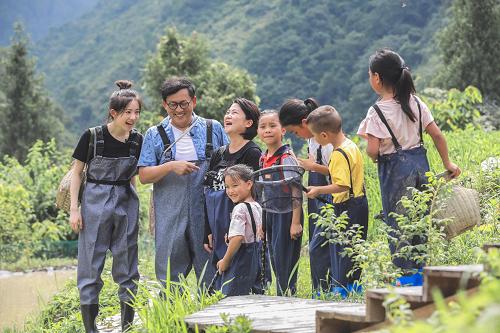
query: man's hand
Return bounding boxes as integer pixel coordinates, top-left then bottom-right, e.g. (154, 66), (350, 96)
(170, 161), (199, 175)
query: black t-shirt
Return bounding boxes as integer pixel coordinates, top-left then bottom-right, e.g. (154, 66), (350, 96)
(205, 141), (261, 190)
(72, 125), (143, 163)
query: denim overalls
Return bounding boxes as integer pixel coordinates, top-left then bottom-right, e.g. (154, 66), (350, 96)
(78, 126), (140, 305)
(204, 143), (264, 291)
(373, 97), (430, 270)
(307, 146), (333, 293)
(261, 145), (303, 295)
(220, 202), (260, 296)
(330, 148), (368, 290)
(152, 119), (216, 287)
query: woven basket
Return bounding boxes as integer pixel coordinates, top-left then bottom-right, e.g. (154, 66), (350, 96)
(435, 185), (481, 240)
(55, 163), (85, 212)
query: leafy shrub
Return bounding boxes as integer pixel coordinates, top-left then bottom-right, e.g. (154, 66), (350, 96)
(421, 86), (482, 131)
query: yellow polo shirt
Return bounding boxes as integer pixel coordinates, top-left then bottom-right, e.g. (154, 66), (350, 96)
(328, 138), (365, 203)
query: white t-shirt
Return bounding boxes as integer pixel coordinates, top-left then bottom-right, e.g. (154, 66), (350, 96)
(228, 202), (262, 244)
(171, 125), (198, 161)
(357, 96), (434, 155)
(307, 138), (333, 166)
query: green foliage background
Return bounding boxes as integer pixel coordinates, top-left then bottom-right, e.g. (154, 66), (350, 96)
(29, 0), (447, 135)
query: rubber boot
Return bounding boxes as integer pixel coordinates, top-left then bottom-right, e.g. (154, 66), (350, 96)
(120, 301), (135, 332)
(80, 304), (98, 333)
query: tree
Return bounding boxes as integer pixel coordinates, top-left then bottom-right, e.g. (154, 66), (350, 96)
(142, 27), (259, 124)
(0, 23), (65, 161)
(436, 0), (500, 101)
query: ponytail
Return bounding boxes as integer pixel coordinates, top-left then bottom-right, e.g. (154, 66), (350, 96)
(279, 97), (319, 126)
(369, 49), (416, 122)
(394, 67), (416, 122)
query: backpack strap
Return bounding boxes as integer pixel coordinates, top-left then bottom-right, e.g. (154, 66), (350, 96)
(86, 127), (96, 163)
(94, 126), (105, 157)
(243, 202), (258, 243)
(157, 124), (171, 148)
(372, 104), (402, 151)
(274, 147), (293, 166)
(205, 119), (213, 159)
(335, 147), (354, 199)
(316, 146), (323, 165)
(413, 96), (424, 146)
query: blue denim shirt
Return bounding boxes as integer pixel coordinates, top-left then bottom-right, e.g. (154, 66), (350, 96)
(138, 113), (228, 167)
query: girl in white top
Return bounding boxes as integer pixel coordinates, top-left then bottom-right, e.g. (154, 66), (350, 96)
(357, 48), (460, 273)
(217, 164), (263, 296)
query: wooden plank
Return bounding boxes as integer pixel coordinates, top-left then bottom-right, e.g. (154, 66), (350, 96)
(482, 243), (500, 252)
(365, 286), (423, 302)
(316, 306), (379, 333)
(423, 264), (483, 277)
(365, 287), (429, 322)
(423, 265), (482, 302)
(356, 288), (479, 332)
(316, 305), (368, 322)
(185, 295), (351, 333)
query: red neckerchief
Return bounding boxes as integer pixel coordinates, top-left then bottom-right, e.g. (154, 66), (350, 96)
(259, 144), (292, 168)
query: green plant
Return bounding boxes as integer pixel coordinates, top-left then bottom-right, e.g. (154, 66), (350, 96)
(421, 86), (482, 131)
(205, 314), (252, 333)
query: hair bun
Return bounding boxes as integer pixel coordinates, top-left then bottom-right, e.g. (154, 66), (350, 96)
(115, 80), (133, 90)
(304, 97), (319, 112)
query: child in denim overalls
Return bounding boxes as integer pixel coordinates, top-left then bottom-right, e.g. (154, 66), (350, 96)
(217, 164), (263, 296)
(278, 98), (333, 294)
(258, 110), (303, 296)
(357, 49), (461, 274)
(305, 106), (368, 295)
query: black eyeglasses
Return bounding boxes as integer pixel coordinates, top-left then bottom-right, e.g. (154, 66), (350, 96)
(166, 100), (192, 111)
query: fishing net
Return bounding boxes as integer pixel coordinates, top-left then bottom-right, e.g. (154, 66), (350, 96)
(253, 165), (305, 213)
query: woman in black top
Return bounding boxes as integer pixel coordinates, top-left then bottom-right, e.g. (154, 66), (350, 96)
(203, 98), (261, 292)
(69, 80), (143, 333)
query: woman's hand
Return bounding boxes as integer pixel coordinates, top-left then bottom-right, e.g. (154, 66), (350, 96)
(69, 208), (83, 233)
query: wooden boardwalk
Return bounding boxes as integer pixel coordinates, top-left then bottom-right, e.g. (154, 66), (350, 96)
(185, 295), (361, 333)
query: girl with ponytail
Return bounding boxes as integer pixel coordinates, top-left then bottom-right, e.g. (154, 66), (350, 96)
(358, 49), (460, 278)
(279, 98), (333, 294)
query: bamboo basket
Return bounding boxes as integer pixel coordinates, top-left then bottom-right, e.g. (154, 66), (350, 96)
(435, 185), (481, 240)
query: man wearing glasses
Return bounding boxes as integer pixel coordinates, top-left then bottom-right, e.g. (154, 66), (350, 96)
(139, 77), (228, 289)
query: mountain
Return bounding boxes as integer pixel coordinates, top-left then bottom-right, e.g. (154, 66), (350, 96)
(0, 0), (99, 45)
(32, 0), (448, 132)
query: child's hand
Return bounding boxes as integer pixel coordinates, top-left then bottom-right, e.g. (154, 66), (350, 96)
(204, 234), (213, 253)
(444, 161), (461, 179)
(217, 258), (229, 273)
(298, 153), (316, 171)
(305, 186), (320, 198)
(257, 225), (264, 240)
(290, 223), (303, 240)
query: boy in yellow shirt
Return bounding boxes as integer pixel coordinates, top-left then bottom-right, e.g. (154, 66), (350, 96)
(305, 105), (368, 294)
